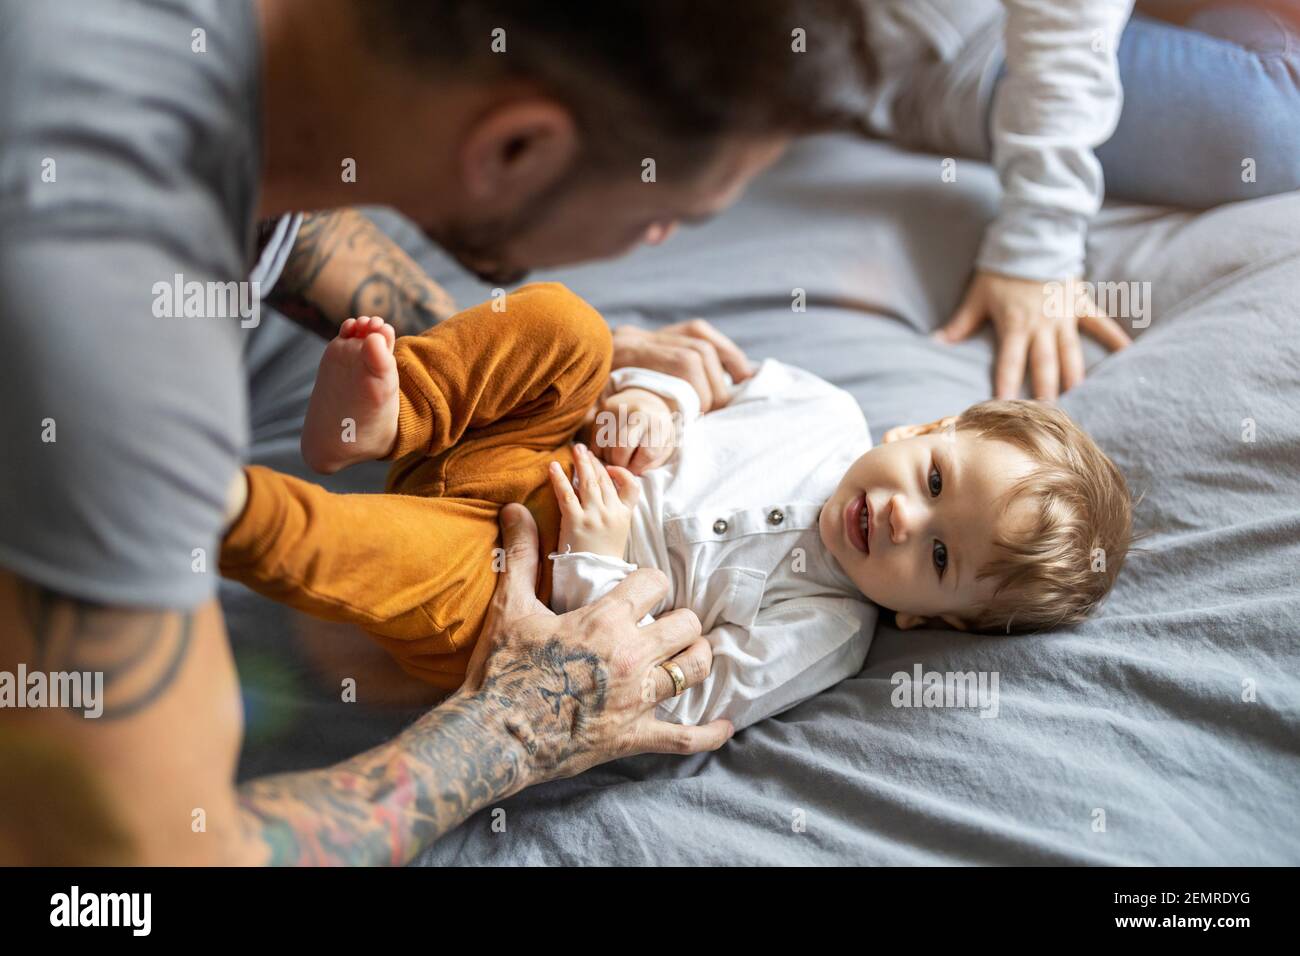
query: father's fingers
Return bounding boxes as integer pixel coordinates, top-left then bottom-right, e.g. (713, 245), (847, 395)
(644, 607), (704, 660)
(648, 636), (713, 704)
(596, 567), (674, 629)
(465, 503), (549, 687)
(658, 346), (715, 412)
(495, 503), (542, 615)
(669, 318), (755, 382)
(642, 718), (734, 755)
(662, 337), (729, 411)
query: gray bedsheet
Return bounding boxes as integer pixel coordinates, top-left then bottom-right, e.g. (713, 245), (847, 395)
(227, 135), (1300, 865)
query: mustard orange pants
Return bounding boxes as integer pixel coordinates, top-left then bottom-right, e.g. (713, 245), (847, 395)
(220, 283), (612, 688)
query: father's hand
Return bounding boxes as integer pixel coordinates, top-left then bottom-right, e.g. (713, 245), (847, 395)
(461, 503), (732, 793)
(934, 270), (1132, 401)
(611, 319), (756, 413)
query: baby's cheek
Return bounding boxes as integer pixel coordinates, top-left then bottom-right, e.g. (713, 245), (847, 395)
(868, 559), (914, 610)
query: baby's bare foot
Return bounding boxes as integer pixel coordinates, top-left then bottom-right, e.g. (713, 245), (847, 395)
(302, 316), (399, 474)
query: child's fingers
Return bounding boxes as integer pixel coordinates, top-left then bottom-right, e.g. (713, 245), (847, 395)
(613, 423), (642, 471)
(548, 461), (579, 512)
(629, 442), (662, 475)
(609, 466), (640, 507)
(627, 442), (647, 475)
(1080, 310), (1133, 352)
(340, 317), (357, 338)
(1058, 322), (1086, 393)
(994, 331), (1030, 400)
(572, 444), (600, 507)
(591, 449), (618, 503)
(600, 437), (631, 469)
(935, 290), (985, 344)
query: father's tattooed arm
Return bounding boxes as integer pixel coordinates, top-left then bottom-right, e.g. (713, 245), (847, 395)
(0, 573), (235, 865)
(237, 637), (607, 866)
(266, 209), (458, 339)
(0, 571), (599, 866)
(237, 696), (523, 866)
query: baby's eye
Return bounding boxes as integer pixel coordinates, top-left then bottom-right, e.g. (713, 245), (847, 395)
(928, 463), (943, 497)
(932, 540), (948, 579)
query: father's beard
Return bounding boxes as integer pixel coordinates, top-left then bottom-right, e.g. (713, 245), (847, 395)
(425, 162), (586, 287)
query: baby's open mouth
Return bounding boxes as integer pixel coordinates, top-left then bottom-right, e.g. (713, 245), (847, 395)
(844, 492), (870, 554)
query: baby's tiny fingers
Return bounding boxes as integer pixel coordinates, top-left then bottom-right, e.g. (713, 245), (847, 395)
(632, 443), (671, 475)
(609, 467), (641, 507)
(572, 444), (599, 506)
(592, 451), (619, 503)
(610, 422), (640, 471)
(548, 461), (580, 512)
(602, 438), (631, 469)
(579, 443), (615, 506)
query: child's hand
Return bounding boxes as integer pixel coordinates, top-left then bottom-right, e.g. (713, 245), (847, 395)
(934, 271), (1131, 401)
(590, 387), (677, 475)
(548, 443), (641, 560)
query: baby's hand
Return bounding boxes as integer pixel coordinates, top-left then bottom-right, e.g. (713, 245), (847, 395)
(548, 443), (640, 560)
(590, 387), (677, 475)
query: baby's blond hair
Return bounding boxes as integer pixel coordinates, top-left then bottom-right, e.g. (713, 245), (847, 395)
(953, 400), (1132, 634)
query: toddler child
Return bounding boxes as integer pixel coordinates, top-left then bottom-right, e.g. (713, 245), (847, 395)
(221, 284), (1132, 729)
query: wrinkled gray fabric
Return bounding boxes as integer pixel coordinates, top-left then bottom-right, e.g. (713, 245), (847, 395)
(226, 135), (1300, 865)
(0, 0), (259, 607)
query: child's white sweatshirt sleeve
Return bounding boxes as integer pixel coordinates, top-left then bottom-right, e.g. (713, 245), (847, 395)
(978, 0), (1135, 280)
(606, 366), (709, 429)
(548, 548), (655, 626)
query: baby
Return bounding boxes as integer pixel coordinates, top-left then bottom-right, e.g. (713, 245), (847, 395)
(221, 283), (1132, 729)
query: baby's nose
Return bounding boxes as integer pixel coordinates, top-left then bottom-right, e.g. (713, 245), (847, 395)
(888, 493), (912, 544)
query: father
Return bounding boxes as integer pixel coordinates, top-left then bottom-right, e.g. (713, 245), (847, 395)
(0, 0), (872, 863)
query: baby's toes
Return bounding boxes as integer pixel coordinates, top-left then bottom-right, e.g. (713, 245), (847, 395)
(359, 332), (397, 379)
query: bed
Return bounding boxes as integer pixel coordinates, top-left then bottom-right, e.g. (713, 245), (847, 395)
(227, 134), (1300, 865)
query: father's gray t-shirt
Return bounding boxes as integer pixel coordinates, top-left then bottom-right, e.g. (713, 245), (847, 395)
(0, 0), (261, 607)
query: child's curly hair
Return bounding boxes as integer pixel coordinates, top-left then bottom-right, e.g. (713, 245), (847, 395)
(954, 400), (1134, 634)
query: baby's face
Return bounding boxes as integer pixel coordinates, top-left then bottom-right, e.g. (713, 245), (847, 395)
(818, 419), (1038, 630)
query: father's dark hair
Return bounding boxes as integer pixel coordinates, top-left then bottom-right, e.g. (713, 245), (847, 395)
(363, 0), (875, 170)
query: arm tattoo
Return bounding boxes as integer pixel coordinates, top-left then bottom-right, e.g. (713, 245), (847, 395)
(16, 583), (193, 721)
(266, 210), (456, 339)
(238, 637), (608, 866)
(261, 213), (347, 339)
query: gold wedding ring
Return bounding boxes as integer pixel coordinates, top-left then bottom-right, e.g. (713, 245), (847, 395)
(659, 660), (686, 698)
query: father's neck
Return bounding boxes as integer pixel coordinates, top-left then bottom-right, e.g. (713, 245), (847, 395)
(252, 0), (457, 222)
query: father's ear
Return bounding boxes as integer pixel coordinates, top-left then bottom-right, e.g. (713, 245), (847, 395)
(896, 611), (969, 632)
(460, 98), (578, 206)
(882, 415), (958, 444)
